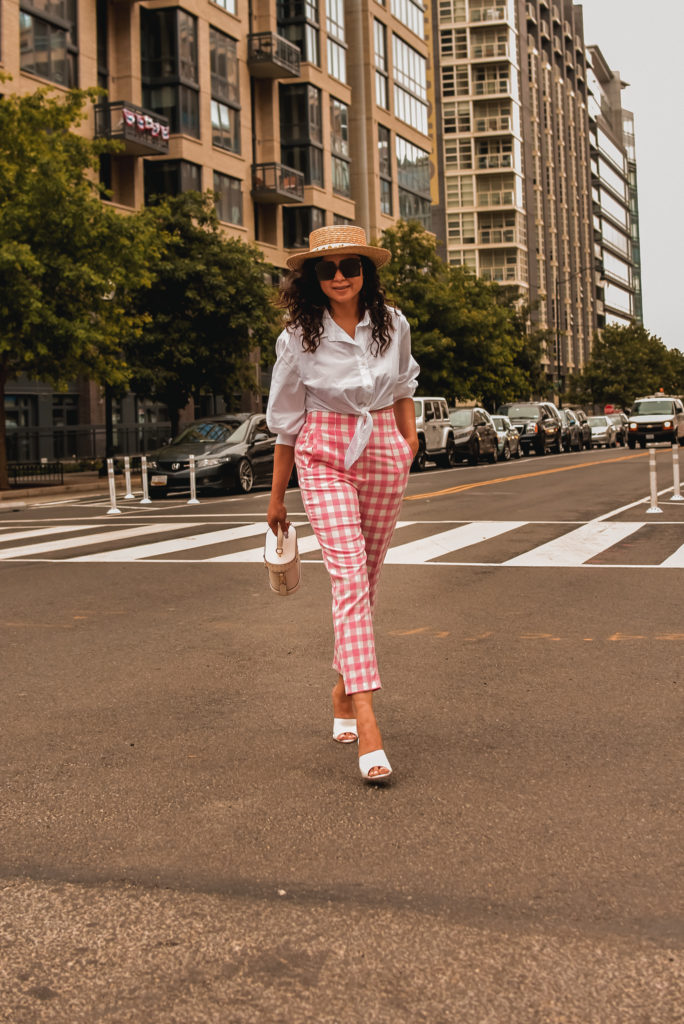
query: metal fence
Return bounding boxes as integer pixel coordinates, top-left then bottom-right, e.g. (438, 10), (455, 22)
(8, 462), (64, 487)
(5, 424), (174, 463)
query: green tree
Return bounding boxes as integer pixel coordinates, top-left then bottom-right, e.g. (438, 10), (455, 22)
(569, 324), (676, 410)
(379, 221), (543, 408)
(0, 83), (154, 488)
(127, 192), (280, 435)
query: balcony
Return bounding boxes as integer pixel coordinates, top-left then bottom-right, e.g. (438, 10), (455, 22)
(474, 79), (510, 96)
(564, 20), (573, 38)
(94, 101), (169, 155)
(474, 115), (512, 133)
(470, 5), (506, 24)
(247, 32), (301, 79)
(526, 2), (537, 23)
(471, 42), (509, 59)
(552, 4), (561, 22)
(251, 162), (304, 204)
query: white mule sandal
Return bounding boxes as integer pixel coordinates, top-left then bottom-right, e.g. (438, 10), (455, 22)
(332, 718), (358, 744)
(359, 749), (392, 782)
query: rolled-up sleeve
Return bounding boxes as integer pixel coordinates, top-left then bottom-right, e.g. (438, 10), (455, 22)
(266, 330), (306, 447)
(394, 313), (420, 401)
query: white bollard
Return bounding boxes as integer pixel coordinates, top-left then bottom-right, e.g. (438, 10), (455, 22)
(646, 446), (662, 514)
(670, 443), (683, 502)
(139, 455), (152, 505)
(123, 455), (135, 499)
(106, 458), (122, 515)
(187, 453), (200, 505)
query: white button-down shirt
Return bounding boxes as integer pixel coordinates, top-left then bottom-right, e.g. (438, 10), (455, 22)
(266, 307), (419, 469)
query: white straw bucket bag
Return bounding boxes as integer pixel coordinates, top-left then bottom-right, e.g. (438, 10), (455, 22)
(264, 524), (301, 596)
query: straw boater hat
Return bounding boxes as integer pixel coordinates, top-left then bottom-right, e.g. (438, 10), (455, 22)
(286, 225), (391, 272)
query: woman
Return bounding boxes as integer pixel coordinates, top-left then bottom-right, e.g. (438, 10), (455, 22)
(266, 225), (419, 782)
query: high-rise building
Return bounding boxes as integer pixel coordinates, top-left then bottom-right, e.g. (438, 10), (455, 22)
(1, 0), (431, 459)
(432, 0), (641, 393)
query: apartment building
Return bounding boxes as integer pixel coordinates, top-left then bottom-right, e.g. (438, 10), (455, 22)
(433, 0), (640, 392)
(1, 0), (431, 459)
(587, 44), (642, 328)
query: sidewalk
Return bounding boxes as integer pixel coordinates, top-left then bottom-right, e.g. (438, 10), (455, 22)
(0, 472), (110, 510)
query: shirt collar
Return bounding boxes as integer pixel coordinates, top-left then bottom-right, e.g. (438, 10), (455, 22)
(323, 307), (371, 339)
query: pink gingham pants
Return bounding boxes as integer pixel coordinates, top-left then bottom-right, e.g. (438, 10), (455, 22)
(294, 408), (414, 695)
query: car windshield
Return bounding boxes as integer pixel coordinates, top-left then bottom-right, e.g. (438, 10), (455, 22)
(173, 420), (243, 445)
(501, 404), (540, 420)
(449, 409), (473, 426)
(588, 417), (608, 427)
(631, 400), (675, 415)
(492, 417), (505, 429)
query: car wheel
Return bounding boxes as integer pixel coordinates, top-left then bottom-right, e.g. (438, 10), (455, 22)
(149, 485), (168, 500)
(412, 439), (427, 472)
(438, 438), (458, 468)
(487, 443), (498, 464)
(468, 439), (480, 466)
(627, 439), (636, 449)
(236, 458), (254, 493)
(535, 441), (545, 456)
(514, 442), (523, 458)
(678, 436), (684, 447)
(502, 441), (511, 461)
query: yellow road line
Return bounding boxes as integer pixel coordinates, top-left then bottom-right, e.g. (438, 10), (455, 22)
(405, 451), (648, 501)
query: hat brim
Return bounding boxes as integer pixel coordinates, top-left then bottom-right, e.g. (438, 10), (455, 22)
(286, 243), (391, 272)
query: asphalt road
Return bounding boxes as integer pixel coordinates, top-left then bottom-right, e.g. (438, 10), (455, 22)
(1, 446), (682, 1023)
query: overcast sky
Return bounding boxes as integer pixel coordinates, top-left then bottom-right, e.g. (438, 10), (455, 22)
(579, 0), (684, 350)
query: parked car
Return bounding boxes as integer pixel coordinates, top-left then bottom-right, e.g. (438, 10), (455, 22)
(496, 402), (563, 456)
(145, 414), (287, 497)
(608, 412), (629, 445)
(627, 395), (684, 448)
(412, 397), (458, 470)
(491, 415), (522, 460)
(448, 406), (499, 465)
(558, 408), (583, 452)
(570, 409), (593, 450)
(587, 415), (618, 448)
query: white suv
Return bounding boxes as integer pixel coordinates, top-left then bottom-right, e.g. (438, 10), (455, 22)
(412, 397), (457, 470)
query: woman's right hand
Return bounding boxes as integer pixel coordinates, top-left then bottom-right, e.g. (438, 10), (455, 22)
(267, 498), (289, 536)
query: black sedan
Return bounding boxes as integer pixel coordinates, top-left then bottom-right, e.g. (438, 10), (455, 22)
(145, 414), (283, 497)
(448, 406), (499, 464)
(496, 402), (563, 456)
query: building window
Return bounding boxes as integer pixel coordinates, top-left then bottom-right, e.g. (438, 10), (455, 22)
(374, 20), (389, 109)
(334, 214), (353, 225)
(378, 124), (392, 215)
(20, 0), (78, 87)
(326, 0), (347, 83)
(396, 135), (430, 227)
(392, 34), (428, 134)
(212, 0), (236, 13)
(141, 7), (200, 138)
(210, 27), (240, 152)
(280, 83), (323, 186)
(214, 171), (243, 225)
(283, 206), (325, 249)
(330, 97), (350, 197)
(277, 0), (320, 66)
(391, 0), (424, 39)
(144, 159), (201, 203)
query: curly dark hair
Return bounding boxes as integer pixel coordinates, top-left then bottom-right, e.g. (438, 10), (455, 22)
(277, 256), (393, 356)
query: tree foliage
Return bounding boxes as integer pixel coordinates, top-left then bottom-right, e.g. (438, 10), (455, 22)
(379, 221), (544, 408)
(0, 83), (155, 488)
(568, 324), (684, 409)
(126, 192), (280, 434)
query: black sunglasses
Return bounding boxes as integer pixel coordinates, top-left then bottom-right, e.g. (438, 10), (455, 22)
(315, 257), (362, 282)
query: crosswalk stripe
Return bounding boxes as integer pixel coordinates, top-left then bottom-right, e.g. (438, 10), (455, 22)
(69, 523), (267, 562)
(0, 523), (184, 560)
(206, 520), (415, 563)
(384, 521), (527, 564)
(503, 522), (642, 567)
(658, 542), (684, 568)
(0, 525), (100, 544)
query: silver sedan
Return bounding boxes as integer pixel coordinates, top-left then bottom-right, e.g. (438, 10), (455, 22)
(491, 415), (522, 460)
(587, 415), (618, 448)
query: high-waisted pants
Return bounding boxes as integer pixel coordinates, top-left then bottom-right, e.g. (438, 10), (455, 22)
(294, 408), (414, 695)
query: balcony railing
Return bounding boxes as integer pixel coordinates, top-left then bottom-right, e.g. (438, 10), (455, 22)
(471, 42), (508, 59)
(526, 2), (537, 22)
(94, 101), (169, 156)
(248, 32), (301, 79)
(251, 162), (305, 204)
(470, 5), (506, 23)
(474, 79), (510, 96)
(474, 116), (512, 133)
(477, 154), (513, 169)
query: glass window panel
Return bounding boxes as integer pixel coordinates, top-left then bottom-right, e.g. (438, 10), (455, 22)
(211, 99), (239, 151)
(332, 156), (351, 196)
(396, 135), (430, 195)
(212, 0), (237, 12)
(380, 178), (392, 215)
(210, 28), (239, 106)
(391, 0), (424, 38)
(214, 171), (243, 225)
(283, 206), (326, 249)
(378, 125), (391, 177)
(178, 10), (198, 84)
(330, 97), (349, 157)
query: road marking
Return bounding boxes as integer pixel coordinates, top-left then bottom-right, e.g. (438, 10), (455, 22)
(405, 452), (648, 501)
(658, 542), (684, 568)
(0, 525), (100, 544)
(503, 522), (643, 567)
(208, 520), (415, 562)
(0, 523), (184, 560)
(384, 521), (525, 564)
(69, 523), (268, 562)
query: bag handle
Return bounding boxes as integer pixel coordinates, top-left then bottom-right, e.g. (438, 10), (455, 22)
(276, 525), (284, 557)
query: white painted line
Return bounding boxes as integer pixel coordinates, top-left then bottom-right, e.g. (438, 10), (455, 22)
(384, 521), (526, 564)
(503, 522), (643, 567)
(0, 525), (100, 544)
(592, 487), (673, 522)
(0, 523), (184, 560)
(658, 543), (684, 568)
(206, 521), (415, 563)
(69, 522), (268, 562)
